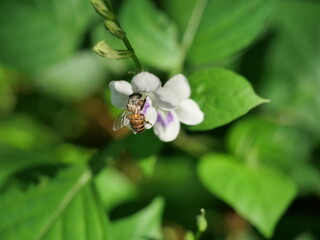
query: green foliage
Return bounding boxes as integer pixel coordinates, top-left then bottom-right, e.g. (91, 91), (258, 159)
(0, 0), (319, 239)
(188, 68), (267, 130)
(198, 154), (297, 238)
(0, 144), (52, 185)
(35, 51), (108, 101)
(261, 0), (320, 135)
(162, 0), (275, 66)
(94, 168), (138, 211)
(0, 67), (15, 113)
(0, 165), (102, 240)
(120, 0), (181, 71)
(0, 115), (59, 150)
(112, 197), (164, 240)
(0, 0), (94, 72)
(226, 117), (320, 196)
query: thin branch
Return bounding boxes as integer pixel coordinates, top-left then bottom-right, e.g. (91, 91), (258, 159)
(173, 0), (208, 74)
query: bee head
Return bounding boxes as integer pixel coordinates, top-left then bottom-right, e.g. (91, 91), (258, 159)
(128, 92), (144, 111)
(129, 93), (143, 99)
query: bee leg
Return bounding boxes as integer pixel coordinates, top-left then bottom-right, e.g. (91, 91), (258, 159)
(141, 113), (152, 125)
(141, 96), (147, 108)
(145, 119), (152, 125)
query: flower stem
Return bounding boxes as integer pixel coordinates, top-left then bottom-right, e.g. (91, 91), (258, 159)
(172, 0), (208, 74)
(92, 0), (143, 72)
(122, 35), (143, 72)
(106, 0), (143, 72)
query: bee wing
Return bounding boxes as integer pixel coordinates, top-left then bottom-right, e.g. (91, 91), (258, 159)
(112, 110), (130, 131)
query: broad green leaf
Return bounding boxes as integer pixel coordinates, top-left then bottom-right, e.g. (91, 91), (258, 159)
(188, 68), (267, 130)
(0, 144), (52, 186)
(112, 197), (164, 240)
(35, 51), (108, 101)
(44, 184), (111, 240)
(162, 0), (274, 65)
(94, 168), (138, 211)
(226, 117), (320, 195)
(227, 117), (314, 167)
(0, 164), (111, 240)
(197, 154), (297, 238)
(120, 0), (181, 71)
(0, 0), (94, 72)
(261, 1), (320, 134)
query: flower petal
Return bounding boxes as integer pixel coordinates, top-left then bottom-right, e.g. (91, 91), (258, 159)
(164, 74), (191, 101)
(153, 87), (180, 111)
(109, 80), (133, 109)
(153, 110), (180, 142)
(176, 99), (204, 125)
(145, 107), (157, 129)
(131, 72), (161, 93)
(141, 97), (157, 129)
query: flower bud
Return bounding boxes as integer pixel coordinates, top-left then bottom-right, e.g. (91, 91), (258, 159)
(105, 20), (125, 39)
(93, 41), (132, 59)
(196, 208), (207, 232)
(90, 0), (114, 20)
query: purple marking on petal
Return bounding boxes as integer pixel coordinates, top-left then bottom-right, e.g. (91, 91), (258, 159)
(167, 111), (174, 123)
(157, 111), (175, 127)
(140, 100), (150, 115)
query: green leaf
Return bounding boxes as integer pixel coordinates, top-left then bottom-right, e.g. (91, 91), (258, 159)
(261, 1), (320, 134)
(112, 197), (164, 240)
(43, 184), (111, 240)
(120, 0), (181, 71)
(227, 117), (314, 167)
(197, 154), (297, 238)
(0, 164), (112, 240)
(0, 144), (51, 186)
(226, 117), (320, 195)
(94, 168), (138, 211)
(0, 0), (94, 72)
(35, 51), (108, 101)
(188, 68), (267, 130)
(162, 0), (275, 65)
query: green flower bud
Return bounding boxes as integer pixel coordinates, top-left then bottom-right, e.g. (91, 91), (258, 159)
(105, 20), (125, 39)
(196, 208), (207, 233)
(90, 0), (114, 20)
(93, 41), (132, 60)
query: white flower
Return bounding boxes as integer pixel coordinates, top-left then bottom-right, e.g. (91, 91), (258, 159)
(109, 72), (204, 141)
(153, 74), (204, 142)
(109, 72), (180, 131)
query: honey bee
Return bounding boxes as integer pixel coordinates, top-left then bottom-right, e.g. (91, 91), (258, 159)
(112, 93), (150, 134)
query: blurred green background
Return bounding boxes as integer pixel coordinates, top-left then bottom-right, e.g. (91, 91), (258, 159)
(0, 0), (320, 240)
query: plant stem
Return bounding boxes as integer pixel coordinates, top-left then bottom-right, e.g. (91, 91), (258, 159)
(122, 35), (143, 72)
(102, 0), (143, 72)
(173, 0), (208, 74)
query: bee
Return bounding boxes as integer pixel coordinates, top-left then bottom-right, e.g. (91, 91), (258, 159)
(112, 93), (150, 134)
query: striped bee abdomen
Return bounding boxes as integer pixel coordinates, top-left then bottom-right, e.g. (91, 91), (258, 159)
(129, 113), (145, 134)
